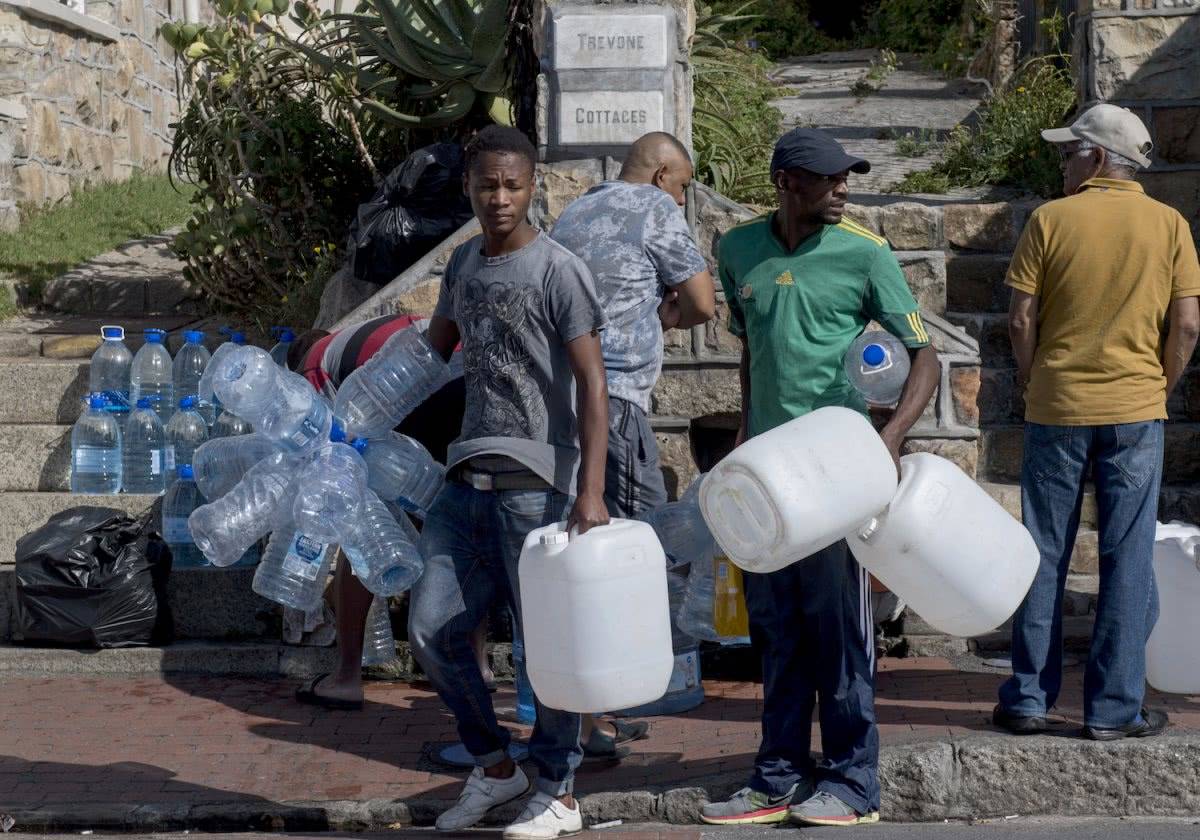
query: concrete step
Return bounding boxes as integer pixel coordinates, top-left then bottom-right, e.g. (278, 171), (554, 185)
(980, 425), (1200, 484)
(0, 358), (89, 424)
(0, 640), (336, 675)
(0, 491), (157, 562)
(0, 424), (71, 490)
(0, 314), (209, 359)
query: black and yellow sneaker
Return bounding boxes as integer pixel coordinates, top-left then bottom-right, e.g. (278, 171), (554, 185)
(700, 785), (801, 825)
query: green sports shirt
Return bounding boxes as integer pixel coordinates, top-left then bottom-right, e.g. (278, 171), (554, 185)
(719, 214), (930, 437)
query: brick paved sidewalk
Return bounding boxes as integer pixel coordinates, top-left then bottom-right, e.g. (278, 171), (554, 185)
(2, 656), (1198, 817)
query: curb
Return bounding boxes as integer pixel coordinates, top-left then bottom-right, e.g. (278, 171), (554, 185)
(7, 735), (1200, 832)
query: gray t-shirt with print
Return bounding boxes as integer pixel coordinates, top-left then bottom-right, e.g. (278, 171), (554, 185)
(551, 180), (708, 412)
(434, 230), (606, 495)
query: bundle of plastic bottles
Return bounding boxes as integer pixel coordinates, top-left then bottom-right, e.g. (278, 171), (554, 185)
(183, 328), (452, 612)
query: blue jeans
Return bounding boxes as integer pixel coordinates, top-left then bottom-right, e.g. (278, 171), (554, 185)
(604, 397), (668, 519)
(998, 421), (1164, 728)
(744, 540), (879, 814)
(407, 480), (582, 795)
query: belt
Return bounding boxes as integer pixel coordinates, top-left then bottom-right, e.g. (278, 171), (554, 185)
(456, 466), (552, 492)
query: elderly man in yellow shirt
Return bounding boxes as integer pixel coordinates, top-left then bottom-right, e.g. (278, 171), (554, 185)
(993, 104), (1200, 741)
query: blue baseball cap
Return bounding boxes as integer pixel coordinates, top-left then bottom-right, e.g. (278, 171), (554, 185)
(771, 128), (870, 177)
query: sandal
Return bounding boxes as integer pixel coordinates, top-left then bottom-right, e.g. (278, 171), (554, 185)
(582, 718), (649, 759)
(295, 673), (364, 711)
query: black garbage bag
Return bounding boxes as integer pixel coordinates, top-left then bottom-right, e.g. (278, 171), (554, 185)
(14, 507), (173, 648)
(349, 142), (475, 287)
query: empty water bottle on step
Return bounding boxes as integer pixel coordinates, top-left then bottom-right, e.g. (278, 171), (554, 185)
(163, 464), (207, 567)
(292, 440), (368, 544)
(511, 634), (537, 725)
(677, 551), (751, 645)
(192, 433), (276, 500)
(333, 329), (451, 440)
(173, 331), (213, 426)
(165, 396), (208, 484)
(361, 596), (397, 666)
(122, 397), (167, 494)
(188, 451), (298, 567)
(197, 327), (246, 418)
(640, 475), (715, 568)
(130, 328), (175, 423)
(212, 345), (331, 454)
(89, 326), (132, 416)
(270, 326), (295, 368)
(843, 330), (910, 407)
(71, 393), (123, 494)
(251, 510), (333, 610)
(343, 489), (425, 595)
(362, 432), (445, 517)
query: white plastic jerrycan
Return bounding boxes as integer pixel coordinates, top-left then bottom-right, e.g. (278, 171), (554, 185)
(846, 452), (1038, 637)
(518, 519), (673, 713)
(1146, 521), (1200, 694)
(698, 406), (898, 574)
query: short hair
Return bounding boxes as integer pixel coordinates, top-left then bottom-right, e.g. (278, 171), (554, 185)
(464, 125), (537, 175)
(1078, 139), (1140, 174)
(621, 132), (692, 177)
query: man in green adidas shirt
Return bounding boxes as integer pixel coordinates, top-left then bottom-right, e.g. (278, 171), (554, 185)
(700, 129), (939, 828)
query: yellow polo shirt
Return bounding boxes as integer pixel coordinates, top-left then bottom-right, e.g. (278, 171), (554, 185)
(1006, 177), (1200, 425)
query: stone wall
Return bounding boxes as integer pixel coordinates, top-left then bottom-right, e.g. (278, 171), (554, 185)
(1074, 0), (1200, 239)
(0, 0), (193, 229)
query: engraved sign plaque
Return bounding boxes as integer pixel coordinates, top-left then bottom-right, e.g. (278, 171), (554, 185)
(558, 91), (665, 146)
(552, 14), (668, 70)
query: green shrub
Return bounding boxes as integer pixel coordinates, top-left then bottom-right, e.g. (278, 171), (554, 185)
(706, 0), (841, 58)
(861, 0), (966, 53)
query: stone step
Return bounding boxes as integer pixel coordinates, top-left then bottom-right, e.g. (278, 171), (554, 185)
(1, 565), (278, 642)
(0, 359), (89, 424)
(0, 492), (157, 562)
(980, 425), (1200, 484)
(0, 424), (71, 491)
(0, 640), (336, 676)
(0, 314), (215, 359)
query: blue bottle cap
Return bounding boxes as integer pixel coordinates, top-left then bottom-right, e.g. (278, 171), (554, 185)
(136, 397), (154, 410)
(184, 330), (204, 344)
(180, 395), (197, 410)
(231, 331), (246, 345)
(101, 325), (124, 340)
(179, 464), (195, 480)
(88, 393), (108, 410)
(329, 420), (346, 443)
(144, 328), (166, 343)
(862, 344), (886, 367)
(351, 437), (368, 455)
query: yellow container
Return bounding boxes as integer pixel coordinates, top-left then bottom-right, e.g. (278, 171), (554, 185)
(712, 554), (750, 638)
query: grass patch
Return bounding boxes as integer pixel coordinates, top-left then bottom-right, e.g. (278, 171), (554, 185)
(892, 128), (940, 157)
(850, 48), (898, 99)
(0, 174), (195, 301)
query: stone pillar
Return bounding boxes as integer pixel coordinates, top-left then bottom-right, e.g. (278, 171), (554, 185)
(536, 0), (694, 160)
(1075, 0), (1200, 240)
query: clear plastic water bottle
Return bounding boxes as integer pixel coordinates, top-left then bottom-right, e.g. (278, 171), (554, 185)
(163, 464), (207, 567)
(212, 409), (253, 438)
(130, 328), (175, 424)
(70, 393), (122, 494)
(173, 331), (213, 426)
(197, 327), (246, 419)
(361, 595), (397, 666)
(333, 329), (451, 440)
(844, 330), (911, 407)
(188, 451), (298, 567)
(165, 396), (209, 484)
(640, 475), (716, 569)
(270, 326), (296, 368)
(192, 433), (276, 500)
(251, 510), (333, 611)
(677, 552), (752, 645)
(343, 489), (425, 595)
(511, 633), (537, 725)
(122, 397), (167, 494)
(212, 345), (332, 454)
(362, 432), (445, 517)
(88, 325), (132, 416)
(291, 441), (368, 544)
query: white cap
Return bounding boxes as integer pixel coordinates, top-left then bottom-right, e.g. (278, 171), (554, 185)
(1041, 103), (1153, 168)
(539, 532), (569, 546)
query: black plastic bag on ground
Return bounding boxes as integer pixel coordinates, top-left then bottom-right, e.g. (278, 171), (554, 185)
(14, 507), (173, 648)
(349, 142), (475, 287)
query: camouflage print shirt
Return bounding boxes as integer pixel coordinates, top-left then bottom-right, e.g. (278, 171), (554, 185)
(551, 181), (708, 413)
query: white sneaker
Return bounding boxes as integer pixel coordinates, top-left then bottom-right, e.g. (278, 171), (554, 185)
(502, 791), (583, 840)
(435, 765), (531, 831)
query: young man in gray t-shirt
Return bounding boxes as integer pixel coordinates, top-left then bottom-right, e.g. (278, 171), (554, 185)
(407, 126), (609, 840)
(551, 132), (714, 519)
